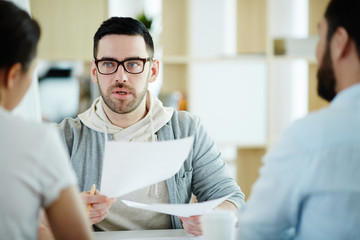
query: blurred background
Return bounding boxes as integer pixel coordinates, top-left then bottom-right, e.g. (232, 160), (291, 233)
(13, 0), (330, 200)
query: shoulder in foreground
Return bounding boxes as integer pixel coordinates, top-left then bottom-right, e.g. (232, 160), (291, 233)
(1, 112), (60, 146)
(290, 103), (349, 135)
(281, 103), (359, 150)
(2, 111), (48, 135)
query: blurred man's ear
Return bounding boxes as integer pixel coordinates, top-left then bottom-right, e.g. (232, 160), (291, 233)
(331, 27), (350, 60)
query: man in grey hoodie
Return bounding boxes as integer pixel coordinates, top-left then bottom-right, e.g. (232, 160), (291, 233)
(58, 16), (244, 235)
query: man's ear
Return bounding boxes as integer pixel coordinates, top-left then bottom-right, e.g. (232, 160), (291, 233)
(5, 63), (22, 89)
(90, 60), (99, 84)
(331, 26), (350, 61)
(149, 59), (159, 83)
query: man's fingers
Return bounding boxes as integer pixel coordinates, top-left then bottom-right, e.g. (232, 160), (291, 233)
(186, 220), (201, 229)
(90, 197), (116, 208)
(80, 191), (116, 224)
(87, 197), (116, 222)
(107, 197), (116, 206)
(81, 191), (108, 204)
(179, 215), (203, 236)
(89, 214), (106, 225)
(90, 202), (106, 210)
(88, 206), (108, 218)
(87, 194), (108, 204)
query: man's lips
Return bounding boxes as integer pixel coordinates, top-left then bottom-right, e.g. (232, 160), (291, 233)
(111, 88), (132, 100)
(112, 88), (130, 95)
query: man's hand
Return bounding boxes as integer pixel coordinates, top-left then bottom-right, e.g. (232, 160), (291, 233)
(178, 200), (238, 236)
(81, 189), (116, 224)
(178, 215), (202, 236)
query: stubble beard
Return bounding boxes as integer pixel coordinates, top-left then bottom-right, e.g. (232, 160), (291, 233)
(317, 44), (337, 102)
(97, 73), (150, 114)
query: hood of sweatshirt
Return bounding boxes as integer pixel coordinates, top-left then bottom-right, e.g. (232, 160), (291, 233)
(78, 91), (174, 142)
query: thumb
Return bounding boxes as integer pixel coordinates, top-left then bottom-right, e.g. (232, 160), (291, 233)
(108, 197), (117, 205)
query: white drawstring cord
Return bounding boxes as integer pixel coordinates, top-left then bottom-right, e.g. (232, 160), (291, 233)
(154, 182), (160, 199)
(103, 125), (109, 142)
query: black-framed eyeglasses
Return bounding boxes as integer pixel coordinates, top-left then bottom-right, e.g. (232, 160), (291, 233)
(95, 57), (152, 75)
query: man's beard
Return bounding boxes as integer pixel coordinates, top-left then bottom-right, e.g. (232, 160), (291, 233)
(317, 45), (337, 102)
(98, 75), (149, 115)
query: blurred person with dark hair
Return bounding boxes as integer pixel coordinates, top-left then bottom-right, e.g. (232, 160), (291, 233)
(0, 1), (93, 239)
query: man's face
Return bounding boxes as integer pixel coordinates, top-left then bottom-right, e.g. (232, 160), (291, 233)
(91, 34), (153, 114)
(316, 18), (337, 102)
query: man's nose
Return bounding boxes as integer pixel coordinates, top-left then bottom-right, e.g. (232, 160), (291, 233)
(114, 64), (128, 83)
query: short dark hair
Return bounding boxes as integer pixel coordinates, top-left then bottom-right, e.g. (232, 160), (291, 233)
(325, 0), (360, 59)
(0, 0), (40, 71)
(93, 17), (154, 59)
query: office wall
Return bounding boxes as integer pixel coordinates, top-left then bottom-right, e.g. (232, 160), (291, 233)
(30, 0), (108, 61)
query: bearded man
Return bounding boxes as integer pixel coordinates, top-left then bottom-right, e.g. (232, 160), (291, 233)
(237, 0), (360, 239)
(57, 17), (244, 236)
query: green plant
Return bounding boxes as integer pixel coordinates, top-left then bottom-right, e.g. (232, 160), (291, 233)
(136, 11), (153, 30)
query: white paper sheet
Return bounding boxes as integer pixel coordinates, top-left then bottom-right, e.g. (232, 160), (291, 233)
(116, 238), (203, 240)
(95, 237), (203, 240)
(122, 193), (234, 217)
(100, 136), (194, 198)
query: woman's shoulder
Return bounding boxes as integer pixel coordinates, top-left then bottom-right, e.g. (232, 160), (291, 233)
(0, 109), (51, 139)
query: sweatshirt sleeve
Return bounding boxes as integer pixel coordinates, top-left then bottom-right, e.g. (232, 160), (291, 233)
(188, 115), (245, 208)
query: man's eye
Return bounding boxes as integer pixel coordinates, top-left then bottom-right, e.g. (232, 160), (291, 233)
(102, 61), (116, 68)
(126, 61), (141, 68)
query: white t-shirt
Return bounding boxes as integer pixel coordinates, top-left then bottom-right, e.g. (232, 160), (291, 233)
(0, 107), (77, 240)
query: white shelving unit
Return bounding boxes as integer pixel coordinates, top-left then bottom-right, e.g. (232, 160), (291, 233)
(161, 0), (330, 198)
